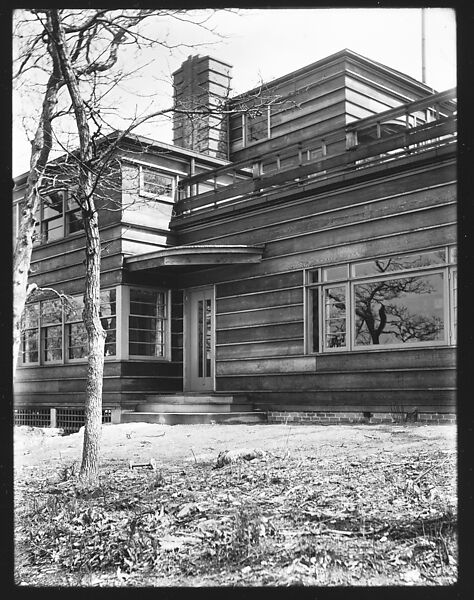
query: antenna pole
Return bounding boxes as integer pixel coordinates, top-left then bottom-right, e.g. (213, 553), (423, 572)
(421, 8), (427, 83)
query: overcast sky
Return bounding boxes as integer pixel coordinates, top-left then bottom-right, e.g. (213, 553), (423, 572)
(12, 7), (456, 176)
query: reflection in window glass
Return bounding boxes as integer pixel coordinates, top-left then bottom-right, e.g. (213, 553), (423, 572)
(354, 273), (444, 346)
(323, 265), (348, 281)
(67, 322), (88, 359)
(21, 304), (39, 364)
(141, 169), (174, 198)
(42, 191), (65, 242)
(43, 324), (63, 362)
(324, 286), (346, 348)
(353, 250), (446, 278)
(310, 288), (320, 352)
(101, 289), (117, 356)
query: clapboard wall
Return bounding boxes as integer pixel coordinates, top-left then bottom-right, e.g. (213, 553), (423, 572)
(170, 149), (457, 414)
(13, 140), (229, 410)
(228, 49), (434, 163)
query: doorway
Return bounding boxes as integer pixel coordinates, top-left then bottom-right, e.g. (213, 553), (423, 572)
(184, 286), (215, 392)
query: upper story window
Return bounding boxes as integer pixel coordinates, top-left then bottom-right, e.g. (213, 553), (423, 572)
(306, 246), (457, 353)
(139, 167), (175, 200)
(38, 189), (83, 244)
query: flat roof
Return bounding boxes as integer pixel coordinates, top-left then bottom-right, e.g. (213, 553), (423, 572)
(125, 244), (264, 271)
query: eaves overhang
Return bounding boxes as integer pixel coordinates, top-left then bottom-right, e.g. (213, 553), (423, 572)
(125, 244), (265, 272)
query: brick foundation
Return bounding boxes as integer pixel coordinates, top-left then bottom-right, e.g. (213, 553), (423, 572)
(267, 410), (456, 425)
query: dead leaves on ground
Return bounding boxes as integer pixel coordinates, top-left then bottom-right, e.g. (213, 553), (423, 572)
(14, 443), (456, 587)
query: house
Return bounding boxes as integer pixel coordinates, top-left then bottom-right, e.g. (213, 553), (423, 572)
(13, 49), (457, 431)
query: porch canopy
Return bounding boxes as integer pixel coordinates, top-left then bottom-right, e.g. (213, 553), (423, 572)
(125, 244), (264, 272)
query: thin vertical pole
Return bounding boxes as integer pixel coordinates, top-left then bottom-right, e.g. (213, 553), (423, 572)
(421, 8), (427, 84)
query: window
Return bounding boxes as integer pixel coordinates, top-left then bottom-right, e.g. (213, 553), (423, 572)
(41, 191), (65, 242)
(129, 288), (167, 357)
(140, 167), (175, 200)
(306, 247), (457, 353)
(65, 297), (87, 360)
(100, 289), (117, 356)
(21, 304), (39, 364)
(20, 288), (117, 366)
(39, 189), (83, 243)
(41, 298), (63, 362)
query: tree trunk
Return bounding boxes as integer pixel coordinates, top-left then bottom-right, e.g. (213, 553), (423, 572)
(13, 66), (61, 375)
(49, 10), (106, 483)
(80, 205), (106, 483)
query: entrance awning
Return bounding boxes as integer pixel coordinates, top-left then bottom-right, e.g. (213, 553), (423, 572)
(125, 244), (265, 272)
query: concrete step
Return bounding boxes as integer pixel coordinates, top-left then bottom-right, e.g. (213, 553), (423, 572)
(143, 394), (248, 405)
(121, 411), (267, 425)
(136, 403), (251, 414)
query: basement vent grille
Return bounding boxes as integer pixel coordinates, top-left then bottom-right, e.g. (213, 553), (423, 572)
(14, 408), (112, 434)
(13, 408), (51, 428)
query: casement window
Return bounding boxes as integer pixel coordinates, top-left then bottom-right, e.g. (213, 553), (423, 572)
(230, 106), (274, 148)
(41, 299), (63, 362)
(20, 289), (117, 366)
(100, 289), (117, 357)
(21, 304), (40, 364)
(40, 189), (83, 243)
(129, 288), (167, 358)
(139, 167), (175, 200)
(306, 247), (457, 353)
(65, 297), (87, 360)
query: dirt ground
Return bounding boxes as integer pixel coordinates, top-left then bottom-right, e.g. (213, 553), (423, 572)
(14, 422), (457, 587)
(15, 421), (456, 471)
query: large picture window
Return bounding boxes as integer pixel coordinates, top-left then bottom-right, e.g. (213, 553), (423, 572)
(306, 247), (457, 353)
(129, 288), (167, 357)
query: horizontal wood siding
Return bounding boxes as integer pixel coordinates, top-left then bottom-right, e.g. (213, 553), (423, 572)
(173, 149), (456, 413)
(15, 358), (183, 408)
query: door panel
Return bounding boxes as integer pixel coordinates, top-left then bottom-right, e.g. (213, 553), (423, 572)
(184, 287), (215, 391)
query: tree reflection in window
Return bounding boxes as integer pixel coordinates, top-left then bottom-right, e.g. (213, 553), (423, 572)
(354, 273), (444, 346)
(324, 286), (346, 348)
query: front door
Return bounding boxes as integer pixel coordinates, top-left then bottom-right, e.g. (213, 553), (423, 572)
(184, 286), (215, 392)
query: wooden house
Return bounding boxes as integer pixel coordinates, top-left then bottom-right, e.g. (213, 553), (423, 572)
(13, 49), (457, 430)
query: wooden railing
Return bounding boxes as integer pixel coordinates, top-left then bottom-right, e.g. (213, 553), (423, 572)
(175, 88), (456, 218)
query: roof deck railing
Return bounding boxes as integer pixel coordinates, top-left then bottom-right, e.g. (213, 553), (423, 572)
(175, 88), (456, 218)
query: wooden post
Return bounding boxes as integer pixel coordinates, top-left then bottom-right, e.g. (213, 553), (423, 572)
(50, 408), (57, 428)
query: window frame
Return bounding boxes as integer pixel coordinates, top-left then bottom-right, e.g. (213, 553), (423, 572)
(18, 287), (118, 368)
(127, 287), (171, 361)
(139, 166), (176, 201)
(305, 246), (457, 354)
(38, 187), (83, 245)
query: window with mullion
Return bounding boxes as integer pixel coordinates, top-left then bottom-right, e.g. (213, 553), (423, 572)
(21, 304), (39, 364)
(306, 247), (456, 354)
(323, 284), (348, 350)
(100, 289), (117, 356)
(41, 298), (63, 362)
(129, 289), (167, 358)
(140, 167), (175, 200)
(41, 190), (65, 242)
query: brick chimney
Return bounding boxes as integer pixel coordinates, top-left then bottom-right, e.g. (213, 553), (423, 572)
(172, 55), (232, 160)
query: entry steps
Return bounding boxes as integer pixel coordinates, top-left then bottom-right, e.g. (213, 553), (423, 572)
(120, 394), (267, 425)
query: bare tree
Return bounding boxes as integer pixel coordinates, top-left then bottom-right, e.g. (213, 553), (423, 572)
(13, 8), (294, 483)
(13, 8), (220, 483)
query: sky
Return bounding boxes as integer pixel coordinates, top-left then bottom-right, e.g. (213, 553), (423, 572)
(12, 7), (456, 176)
